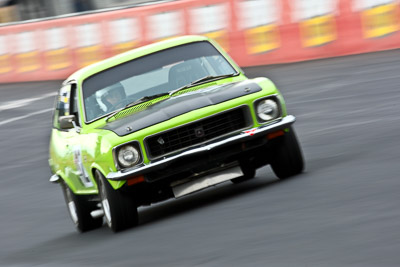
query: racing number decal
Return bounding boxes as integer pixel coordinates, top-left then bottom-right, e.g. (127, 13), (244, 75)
(73, 146), (93, 187)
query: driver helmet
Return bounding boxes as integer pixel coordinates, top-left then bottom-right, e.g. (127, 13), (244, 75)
(96, 82), (126, 112)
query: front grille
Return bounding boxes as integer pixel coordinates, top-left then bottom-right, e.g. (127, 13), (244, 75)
(145, 107), (249, 158)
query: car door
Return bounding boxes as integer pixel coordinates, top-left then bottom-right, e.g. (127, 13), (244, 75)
(49, 84), (93, 191)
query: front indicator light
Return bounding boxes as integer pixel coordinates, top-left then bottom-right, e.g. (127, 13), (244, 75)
(127, 175), (145, 186)
(267, 130), (285, 140)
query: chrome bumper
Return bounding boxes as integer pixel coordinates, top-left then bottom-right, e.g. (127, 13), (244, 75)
(106, 115), (296, 181)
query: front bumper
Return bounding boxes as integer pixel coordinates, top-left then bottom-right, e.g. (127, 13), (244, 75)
(106, 115), (296, 181)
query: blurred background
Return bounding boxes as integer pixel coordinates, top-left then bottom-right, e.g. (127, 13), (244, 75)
(0, 0), (399, 83)
(0, 0), (157, 22)
(0, 1), (400, 266)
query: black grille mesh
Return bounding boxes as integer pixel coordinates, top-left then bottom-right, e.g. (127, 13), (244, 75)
(146, 107), (248, 158)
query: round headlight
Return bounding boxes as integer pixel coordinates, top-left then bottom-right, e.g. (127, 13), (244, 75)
(117, 145), (140, 168)
(256, 99), (279, 121)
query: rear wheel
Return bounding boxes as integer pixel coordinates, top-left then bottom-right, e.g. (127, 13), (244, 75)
(270, 127), (304, 179)
(61, 181), (103, 232)
(96, 170), (138, 232)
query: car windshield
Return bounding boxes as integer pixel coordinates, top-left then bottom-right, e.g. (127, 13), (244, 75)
(82, 41), (237, 122)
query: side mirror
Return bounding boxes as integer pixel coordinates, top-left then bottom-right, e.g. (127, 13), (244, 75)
(59, 115), (76, 129)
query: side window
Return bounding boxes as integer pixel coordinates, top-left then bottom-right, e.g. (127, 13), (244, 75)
(70, 85), (81, 127)
(53, 84), (72, 129)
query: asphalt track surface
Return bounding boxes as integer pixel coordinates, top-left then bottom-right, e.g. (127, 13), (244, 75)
(0, 49), (399, 267)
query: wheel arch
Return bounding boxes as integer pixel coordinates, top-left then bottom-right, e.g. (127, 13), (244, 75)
(55, 170), (97, 195)
(90, 164), (126, 191)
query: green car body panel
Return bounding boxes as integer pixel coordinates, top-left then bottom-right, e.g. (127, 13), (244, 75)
(49, 35), (303, 232)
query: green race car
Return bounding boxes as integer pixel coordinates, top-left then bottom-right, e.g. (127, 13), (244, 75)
(49, 35), (304, 232)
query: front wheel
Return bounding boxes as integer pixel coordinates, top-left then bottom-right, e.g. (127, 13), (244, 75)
(61, 181), (103, 232)
(96, 170), (138, 232)
(270, 127), (304, 179)
(231, 165), (256, 184)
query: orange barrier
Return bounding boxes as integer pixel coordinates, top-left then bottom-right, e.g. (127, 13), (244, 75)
(0, 0), (399, 83)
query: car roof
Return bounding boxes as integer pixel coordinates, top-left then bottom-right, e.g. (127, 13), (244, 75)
(64, 35), (211, 85)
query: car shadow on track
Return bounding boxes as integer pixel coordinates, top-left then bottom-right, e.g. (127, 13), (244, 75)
(4, 171), (305, 266)
(137, 170), (303, 227)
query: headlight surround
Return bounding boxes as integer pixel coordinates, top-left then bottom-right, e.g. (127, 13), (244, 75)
(114, 142), (142, 169)
(255, 97), (281, 122)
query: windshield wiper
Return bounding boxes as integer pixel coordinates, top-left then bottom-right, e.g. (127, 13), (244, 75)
(169, 72), (239, 96)
(191, 73), (239, 85)
(105, 92), (169, 121)
(127, 93), (169, 107)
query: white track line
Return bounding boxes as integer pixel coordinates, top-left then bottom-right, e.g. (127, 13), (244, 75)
(0, 92), (56, 111)
(0, 108), (53, 127)
(0, 92), (56, 126)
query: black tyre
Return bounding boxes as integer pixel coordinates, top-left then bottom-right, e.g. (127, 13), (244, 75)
(231, 166), (256, 184)
(270, 127), (304, 179)
(61, 181), (103, 232)
(96, 170), (138, 232)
